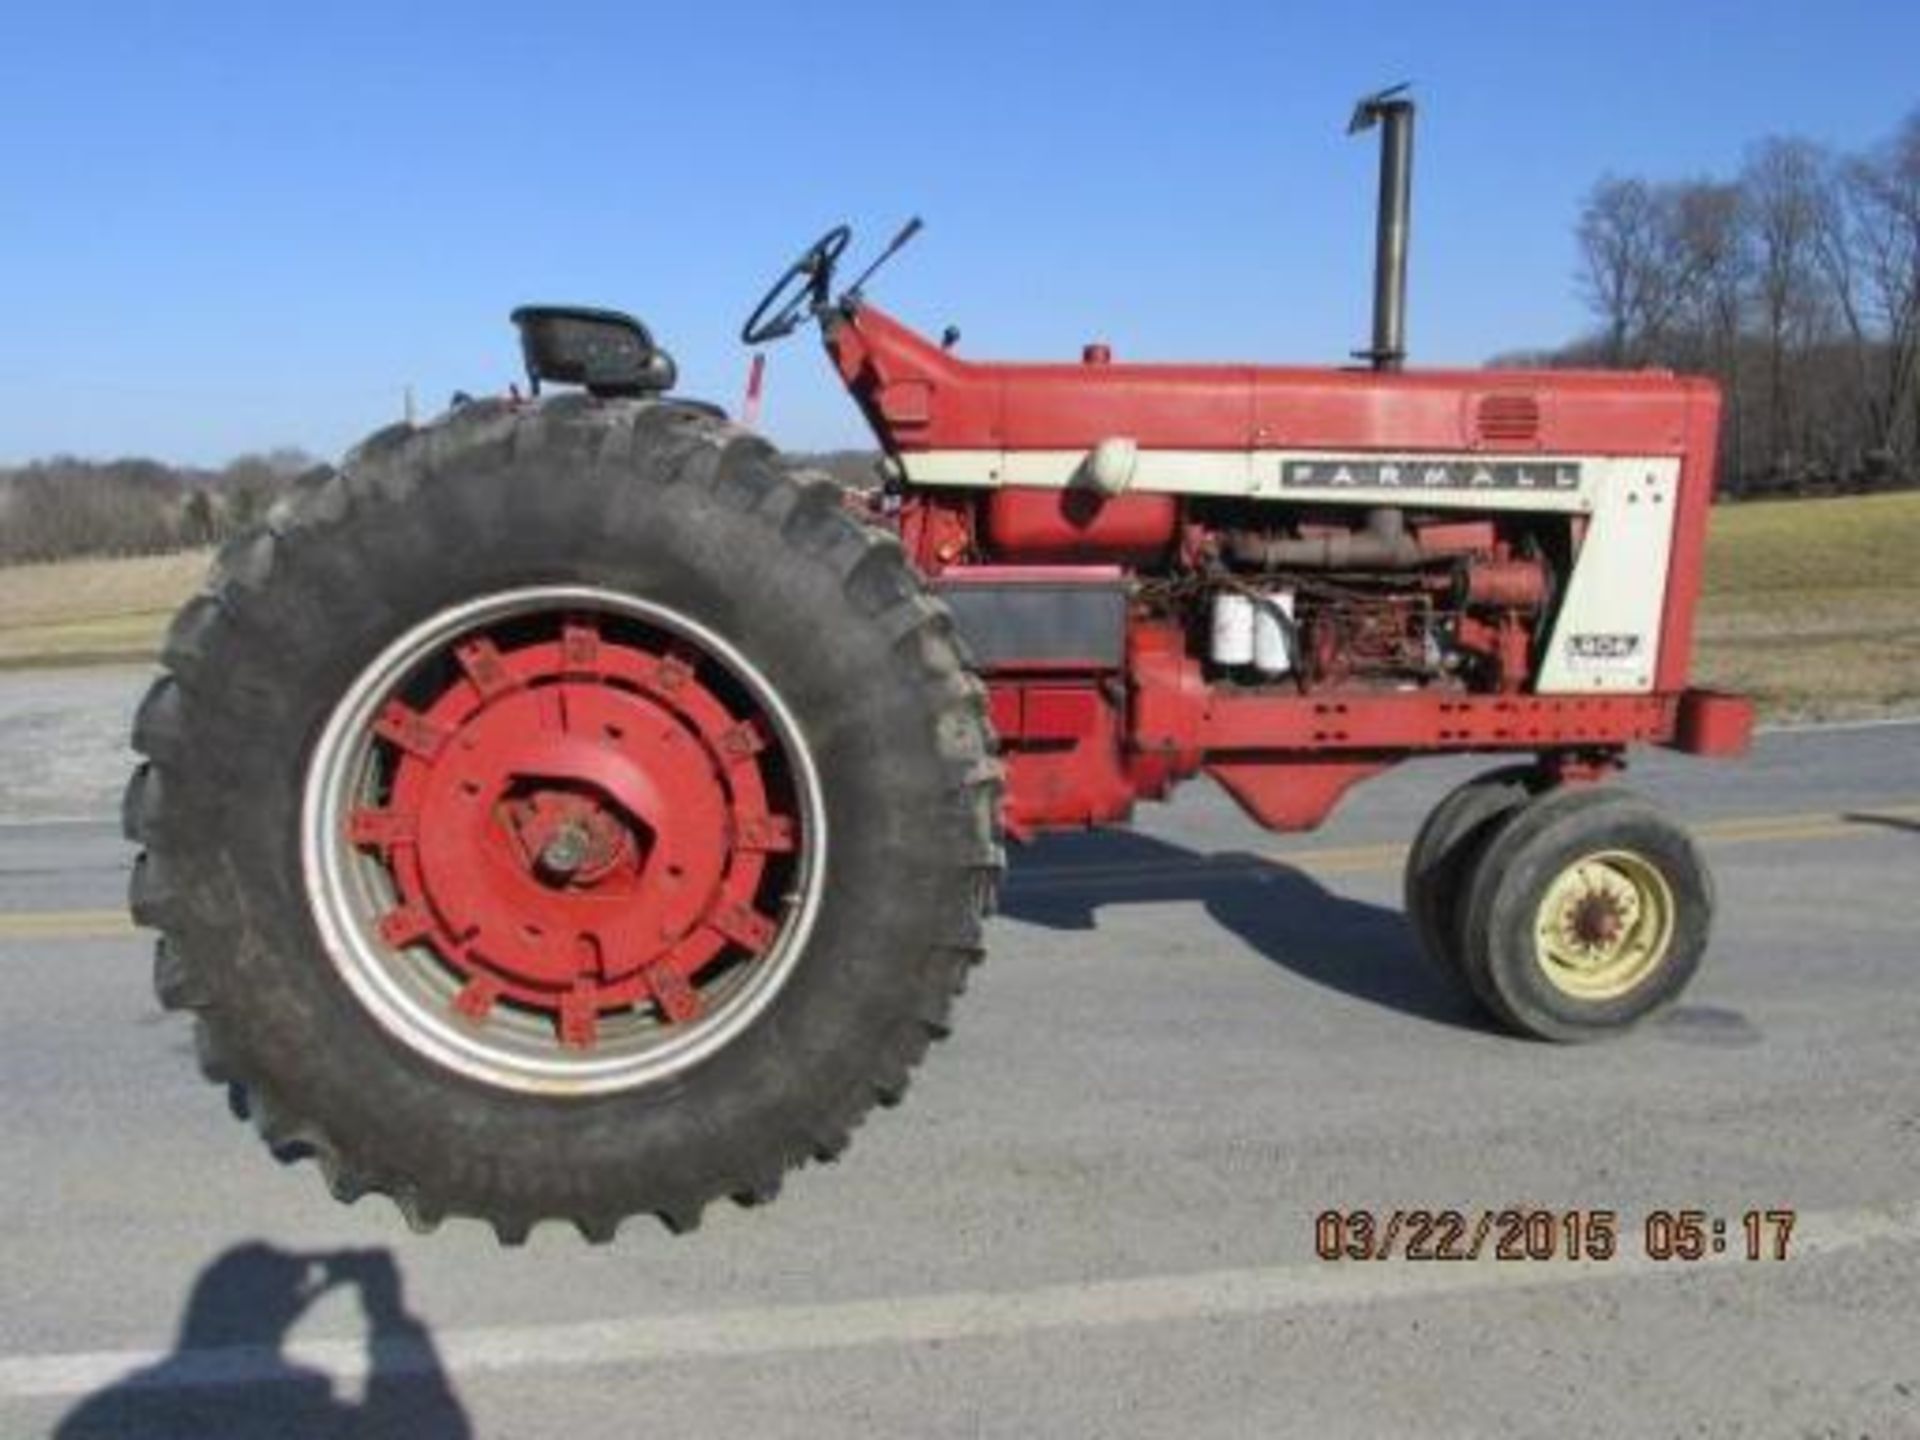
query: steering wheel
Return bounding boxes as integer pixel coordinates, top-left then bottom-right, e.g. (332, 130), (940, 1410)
(740, 224), (852, 346)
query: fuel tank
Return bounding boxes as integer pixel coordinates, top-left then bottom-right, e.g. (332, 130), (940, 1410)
(983, 488), (1176, 563)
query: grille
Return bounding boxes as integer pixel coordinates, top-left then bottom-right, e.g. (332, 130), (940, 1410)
(1475, 393), (1542, 444)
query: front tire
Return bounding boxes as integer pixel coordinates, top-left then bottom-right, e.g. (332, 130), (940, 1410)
(1455, 787), (1712, 1042)
(1402, 766), (1536, 976)
(126, 395), (1002, 1240)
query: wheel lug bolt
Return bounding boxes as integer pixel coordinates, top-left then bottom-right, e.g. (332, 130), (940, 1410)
(540, 824), (592, 876)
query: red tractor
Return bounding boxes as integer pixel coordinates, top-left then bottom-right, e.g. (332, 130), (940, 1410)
(128, 92), (1752, 1240)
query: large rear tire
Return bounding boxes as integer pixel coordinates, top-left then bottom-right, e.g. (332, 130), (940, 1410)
(126, 395), (1002, 1240)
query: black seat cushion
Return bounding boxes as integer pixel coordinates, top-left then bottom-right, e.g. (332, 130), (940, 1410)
(510, 306), (677, 396)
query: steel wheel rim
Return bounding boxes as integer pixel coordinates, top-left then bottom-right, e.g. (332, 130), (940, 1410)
(301, 585), (827, 1096)
(1532, 848), (1674, 1001)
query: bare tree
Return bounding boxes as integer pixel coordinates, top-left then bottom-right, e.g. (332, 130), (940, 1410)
(1577, 176), (1666, 364)
(1662, 180), (1752, 476)
(1561, 109), (1920, 497)
(1837, 111), (1920, 472)
(1742, 138), (1829, 469)
(1577, 176), (1732, 366)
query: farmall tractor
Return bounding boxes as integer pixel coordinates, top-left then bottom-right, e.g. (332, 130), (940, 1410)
(127, 93), (1752, 1240)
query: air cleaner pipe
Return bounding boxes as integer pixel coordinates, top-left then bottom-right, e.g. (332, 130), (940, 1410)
(1225, 507), (1423, 569)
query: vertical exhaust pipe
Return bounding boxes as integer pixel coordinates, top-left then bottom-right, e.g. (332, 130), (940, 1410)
(1349, 84), (1415, 371)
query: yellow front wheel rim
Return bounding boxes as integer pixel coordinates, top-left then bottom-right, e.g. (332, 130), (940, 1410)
(1533, 849), (1675, 1001)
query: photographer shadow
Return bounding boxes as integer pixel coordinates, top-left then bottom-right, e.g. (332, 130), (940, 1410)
(1002, 827), (1488, 1031)
(56, 1242), (470, 1440)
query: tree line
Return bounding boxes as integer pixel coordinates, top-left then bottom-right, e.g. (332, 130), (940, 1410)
(0, 451), (324, 564)
(0, 448), (882, 566)
(1510, 108), (1920, 497)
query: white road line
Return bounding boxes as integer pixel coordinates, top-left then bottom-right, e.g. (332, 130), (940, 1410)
(1757, 714), (1920, 735)
(0, 814), (119, 831)
(3, 1202), (1916, 1401)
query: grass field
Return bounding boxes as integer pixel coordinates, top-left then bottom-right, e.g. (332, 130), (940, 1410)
(1, 493), (1915, 717)
(0, 550), (209, 669)
(1693, 490), (1920, 720)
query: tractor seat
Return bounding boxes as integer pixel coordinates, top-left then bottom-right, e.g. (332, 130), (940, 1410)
(510, 305), (677, 398)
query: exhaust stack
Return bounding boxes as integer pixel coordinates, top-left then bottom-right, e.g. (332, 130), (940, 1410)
(1349, 85), (1415, 372)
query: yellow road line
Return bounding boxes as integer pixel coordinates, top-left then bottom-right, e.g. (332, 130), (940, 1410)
(1012, 801), (1920, 892)
(1278, 804), (1920, 878)
(0, 909), (135, 940)
(1, 803), (1916, 938)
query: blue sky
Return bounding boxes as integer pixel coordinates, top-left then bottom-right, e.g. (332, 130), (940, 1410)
(2, 0), (1915, 465)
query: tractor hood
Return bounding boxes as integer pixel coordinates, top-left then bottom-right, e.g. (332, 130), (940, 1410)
(824, 304), (1717, 464)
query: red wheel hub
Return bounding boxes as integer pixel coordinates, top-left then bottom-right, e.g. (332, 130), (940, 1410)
(1568, 892), (1626, 948)
(347, 619), (798, 1049)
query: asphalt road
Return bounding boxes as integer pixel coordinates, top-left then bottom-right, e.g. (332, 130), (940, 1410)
(0, 666), (1917, 1438)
